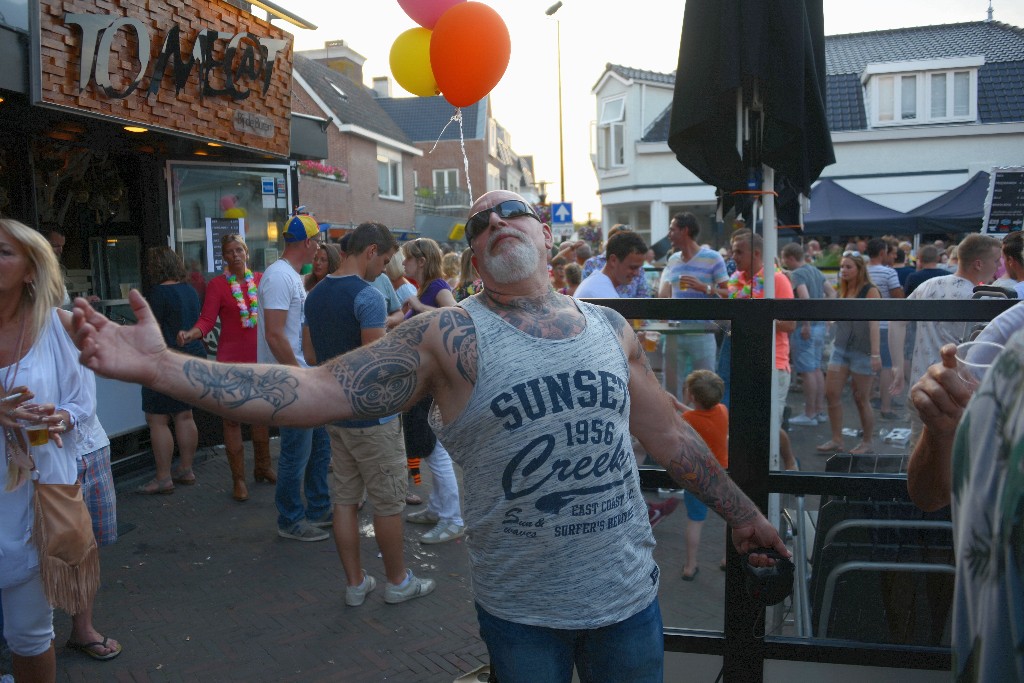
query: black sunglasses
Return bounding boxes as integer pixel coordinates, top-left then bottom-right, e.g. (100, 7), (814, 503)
(465, 200), (540, 243)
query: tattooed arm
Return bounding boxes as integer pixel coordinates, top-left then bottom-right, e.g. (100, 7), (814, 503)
(600, 306), (789, 562)
(72, 291), (457, 428)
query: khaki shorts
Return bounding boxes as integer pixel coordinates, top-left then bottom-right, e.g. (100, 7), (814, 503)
(327, 420), (408, 517)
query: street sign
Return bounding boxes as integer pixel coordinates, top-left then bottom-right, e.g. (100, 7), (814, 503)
(551, 202), (573, 228)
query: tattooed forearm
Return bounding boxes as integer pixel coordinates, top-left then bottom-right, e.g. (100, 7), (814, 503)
(327, 315), (431, 418)
(438, 309), (478, 384)
(183, 361), (299, 416)
(666, 422), (757, 527)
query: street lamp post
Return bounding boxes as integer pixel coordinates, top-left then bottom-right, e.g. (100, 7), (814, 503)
(545, 1), (565, 203)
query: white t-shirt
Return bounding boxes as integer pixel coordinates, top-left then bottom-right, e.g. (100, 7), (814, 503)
(574, 271), (620, 299)
(907, 273), (976, 382)
(256, 258), (309, 367)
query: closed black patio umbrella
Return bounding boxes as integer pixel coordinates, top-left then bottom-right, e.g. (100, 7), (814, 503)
(668, 0), (836, 271)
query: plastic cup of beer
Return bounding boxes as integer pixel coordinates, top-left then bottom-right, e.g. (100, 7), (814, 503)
(20, 420), (48, 447)
(641, 331), (660, 353)
(678, 276), (688, 291)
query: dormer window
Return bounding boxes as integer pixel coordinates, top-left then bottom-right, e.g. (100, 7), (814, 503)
(863, 57), (981, 127)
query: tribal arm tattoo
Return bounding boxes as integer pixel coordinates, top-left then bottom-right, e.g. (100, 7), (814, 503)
(437, 309), (478, 384)
(326, 314), (431, 420)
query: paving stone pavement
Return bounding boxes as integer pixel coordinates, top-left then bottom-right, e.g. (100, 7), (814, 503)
(52, 440), (489, 683)
(4, 437), (736, 682)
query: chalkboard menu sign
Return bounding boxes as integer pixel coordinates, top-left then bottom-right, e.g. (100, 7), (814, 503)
(205, 217), (246, 272)
(983, 167), (1024, 236)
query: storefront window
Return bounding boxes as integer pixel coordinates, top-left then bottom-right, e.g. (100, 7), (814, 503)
(168, 162), (291, 278)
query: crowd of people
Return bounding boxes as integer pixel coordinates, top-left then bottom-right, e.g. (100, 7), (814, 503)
(2, 190), (1021, 680)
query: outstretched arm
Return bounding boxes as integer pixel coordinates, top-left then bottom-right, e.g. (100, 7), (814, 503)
(73, 291), (442, 428)
(600, 307), (789, 564)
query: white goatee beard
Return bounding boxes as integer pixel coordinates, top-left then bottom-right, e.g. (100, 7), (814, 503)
(485, 238), (540, 284)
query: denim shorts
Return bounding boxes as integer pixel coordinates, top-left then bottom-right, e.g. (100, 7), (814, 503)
(829, 344), (874, 376)
(476, 598), (664, 683)
(790, 322), (826, 373)
(683, 491), (709, 521)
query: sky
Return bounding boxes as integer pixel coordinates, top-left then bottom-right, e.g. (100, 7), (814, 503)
(279, 0), (1024, 224)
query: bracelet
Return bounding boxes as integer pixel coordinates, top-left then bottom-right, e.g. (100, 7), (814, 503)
(871, 354), (881, 358)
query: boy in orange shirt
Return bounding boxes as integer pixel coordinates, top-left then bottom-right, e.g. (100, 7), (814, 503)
(679, 370), (729, 580)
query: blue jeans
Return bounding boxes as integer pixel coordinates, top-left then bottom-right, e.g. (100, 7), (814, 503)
(476, 599), (664, 683)
(275, 426), (332, 530)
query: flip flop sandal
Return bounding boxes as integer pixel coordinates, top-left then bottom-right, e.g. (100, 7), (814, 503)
(815, 441), (843, 453)
(137, 479), (174, 495)
(66, 637), (123, 661)
(172, 470), (196, 485)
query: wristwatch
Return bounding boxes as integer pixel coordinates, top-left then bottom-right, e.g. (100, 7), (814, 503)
(706, 284), (712, 295)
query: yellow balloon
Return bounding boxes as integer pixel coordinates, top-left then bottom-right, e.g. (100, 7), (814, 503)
(390, 28), (438, 97)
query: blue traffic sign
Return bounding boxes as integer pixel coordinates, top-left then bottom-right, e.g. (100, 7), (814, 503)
(551, 202), (573, 226)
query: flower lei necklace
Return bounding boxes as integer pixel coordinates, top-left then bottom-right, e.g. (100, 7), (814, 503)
(226, 269), (259, 328)
(728, 267), (777, 299)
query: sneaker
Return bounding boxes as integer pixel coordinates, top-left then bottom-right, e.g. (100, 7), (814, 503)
(815, 412), (829, 423)
(384, 569), (436, 604)
(788, 414), (818, 426)
(648, 497), (680, 527)
(345, 570), (376, 607)
(308, 512), (334, 528)
(406, 508), (440, 525)
(277, 520), (329, 542)
(420, 520), (466, 544)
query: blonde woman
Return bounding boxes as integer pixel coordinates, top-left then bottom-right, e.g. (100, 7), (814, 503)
(816, 251), (881, 455)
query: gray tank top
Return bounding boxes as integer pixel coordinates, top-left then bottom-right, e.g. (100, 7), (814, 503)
(430, 296), (658, 628)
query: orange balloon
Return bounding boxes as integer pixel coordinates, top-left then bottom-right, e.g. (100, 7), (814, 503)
(430, 2), (510, 108)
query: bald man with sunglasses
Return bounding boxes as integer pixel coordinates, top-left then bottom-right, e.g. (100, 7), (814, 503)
(72, 190), (787, 683)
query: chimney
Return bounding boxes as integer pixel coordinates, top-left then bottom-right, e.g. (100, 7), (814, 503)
(372, 77), (392, 98)
(296, 40), (367, 83)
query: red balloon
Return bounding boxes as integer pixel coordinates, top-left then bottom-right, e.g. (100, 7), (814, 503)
(430, 2), (511, 108)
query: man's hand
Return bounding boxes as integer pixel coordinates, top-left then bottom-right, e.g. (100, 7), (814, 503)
(731, 516), (792, 567)
(72, 290), (167, 386)
(911, 344), (972, 438)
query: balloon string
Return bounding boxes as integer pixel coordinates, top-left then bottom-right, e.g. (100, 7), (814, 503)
(458, 109), (472, 201)
(427, 107), (472, 201)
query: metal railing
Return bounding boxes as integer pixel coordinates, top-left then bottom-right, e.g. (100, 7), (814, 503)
(413, 187), (472, 217)
(592, 296), (1017, 681)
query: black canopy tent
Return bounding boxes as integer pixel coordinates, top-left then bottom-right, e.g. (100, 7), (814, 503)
(793, 178), (917, 237)
(908, 171), (990, 234)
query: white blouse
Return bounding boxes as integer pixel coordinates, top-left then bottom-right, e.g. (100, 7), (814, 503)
(0, 308), (95, 589)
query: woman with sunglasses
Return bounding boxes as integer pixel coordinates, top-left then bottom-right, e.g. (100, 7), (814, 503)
(817, 251), (881, 455)
(399, 238), (465, 544)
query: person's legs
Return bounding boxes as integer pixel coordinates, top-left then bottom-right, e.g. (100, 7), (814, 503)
(819, 364), (849, 449)
(333, 503), (362, 585)
(5, 573), (57, 682)
(681, 492), (707, 578)
(222, 418), (247, 501)
(850, 372), (875, 452)
(251, 423), (275, 483)
(575, 599), (664, 683)
(476, 603), (575, 683)
(145, 412), (173, 484)
(275, 426), (313, 530)
(878, 333), (895, 414)
(717, 334), (732, 409)
(373, 513), (408, 585)
(304, 426), (333, 522)
(171, 409), (198, 475)
(70, 447), (120, 660)
(423, 440), (463, 525)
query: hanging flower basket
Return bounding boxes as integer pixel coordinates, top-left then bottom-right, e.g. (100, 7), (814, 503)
(298, 160), (348, 183)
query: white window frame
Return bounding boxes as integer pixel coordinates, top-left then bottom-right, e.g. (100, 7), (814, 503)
(596, 96), (626, 170)
(377, 147), (402, 200)
(433, 168), (458, 192)
(863, 57), (981, 128)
